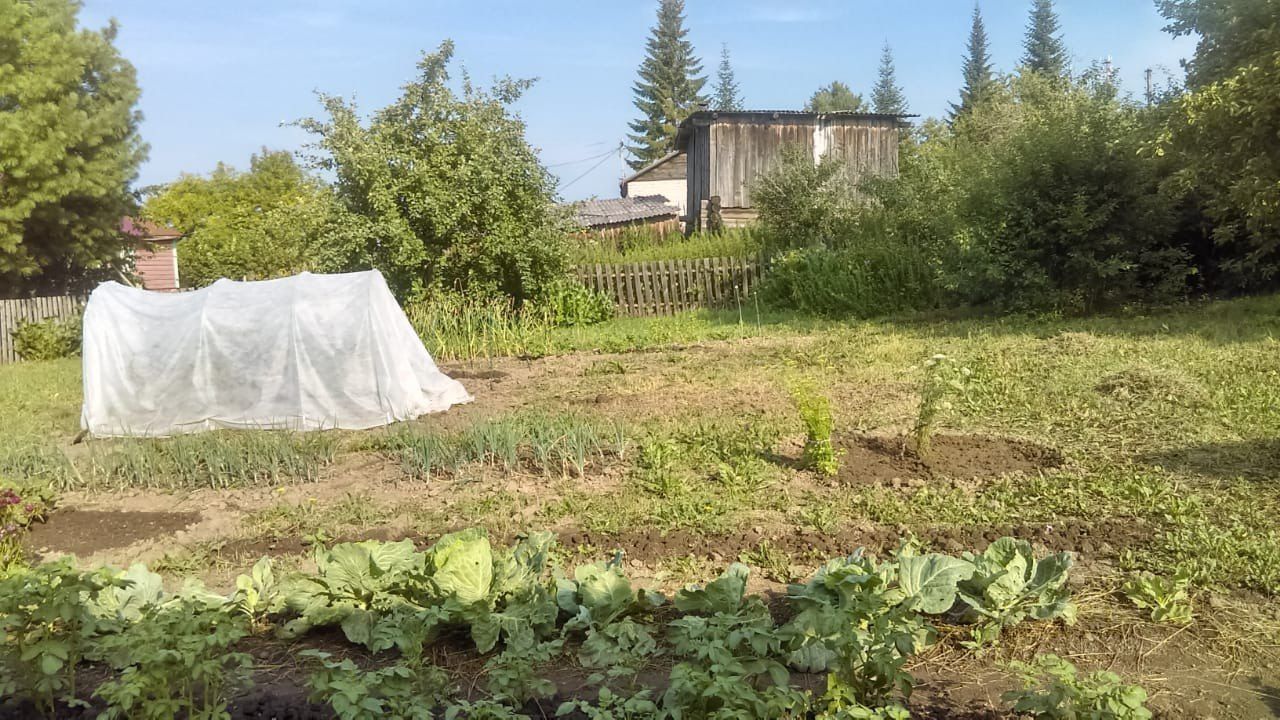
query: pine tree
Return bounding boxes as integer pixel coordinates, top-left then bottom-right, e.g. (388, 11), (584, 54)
(951, 2), (995, 118)
(626, 0), (707, 170)
(871, 42), (908, 115)
(712, 43), (743, 111)
(1021, 0), (1069, 77)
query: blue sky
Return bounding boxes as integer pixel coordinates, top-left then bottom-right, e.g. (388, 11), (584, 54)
(81, 0), (1194, 201)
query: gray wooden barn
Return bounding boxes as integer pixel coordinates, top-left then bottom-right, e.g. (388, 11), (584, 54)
(620, 110), (909, 232)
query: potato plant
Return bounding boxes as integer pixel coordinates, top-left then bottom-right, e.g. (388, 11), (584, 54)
(0, 529), (1113, 719)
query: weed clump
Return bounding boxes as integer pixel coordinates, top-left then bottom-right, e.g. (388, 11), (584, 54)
(790, 382), (839, 476)
(912, 354), (971, 459)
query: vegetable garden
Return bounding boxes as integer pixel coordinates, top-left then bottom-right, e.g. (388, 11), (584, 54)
(2, 293), (1280, 718)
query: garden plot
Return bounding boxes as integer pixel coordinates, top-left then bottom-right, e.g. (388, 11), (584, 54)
(2, 295), (1280, 717)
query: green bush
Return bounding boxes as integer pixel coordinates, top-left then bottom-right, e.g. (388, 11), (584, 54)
(541, 280), (614, 327)
(759, 243), (938, 318)
(11, 314), (81, 361)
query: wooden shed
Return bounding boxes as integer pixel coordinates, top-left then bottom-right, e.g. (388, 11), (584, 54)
(620, 152), (688, 218)
(122, 217), (183, 292)
(675, 110), (908, 231)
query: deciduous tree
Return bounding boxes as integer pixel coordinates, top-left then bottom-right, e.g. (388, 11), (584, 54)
(0, 0), (147, 297)
(297, 41), (569, 303)
(805, 82), (867, 113)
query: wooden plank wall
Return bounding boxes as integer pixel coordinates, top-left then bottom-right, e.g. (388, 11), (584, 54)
(574, 256), (763, 317)
(0, 295), (85, 364)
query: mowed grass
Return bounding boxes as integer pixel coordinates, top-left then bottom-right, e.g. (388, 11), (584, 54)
(2, 294), (1280, 596)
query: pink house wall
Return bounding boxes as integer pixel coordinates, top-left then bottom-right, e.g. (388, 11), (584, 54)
(133, 240), (180, 291)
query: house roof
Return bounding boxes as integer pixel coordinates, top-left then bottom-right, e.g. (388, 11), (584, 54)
(674, 109), (917, 147)
(122, 217), (183, 243)
(621, 151), (683, 186)
(570, 195), (680, 228)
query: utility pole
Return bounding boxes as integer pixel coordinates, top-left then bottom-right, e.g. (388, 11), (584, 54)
(1145, 68), (1154, 106)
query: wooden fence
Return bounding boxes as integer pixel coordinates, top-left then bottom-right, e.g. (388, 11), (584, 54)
(0, 295), (85, 364)
(574, 255), (764, 317)
(0, 255), (766, 363)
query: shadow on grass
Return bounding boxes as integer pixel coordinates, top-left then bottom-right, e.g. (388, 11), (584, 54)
(1142, 439), (1280, 481)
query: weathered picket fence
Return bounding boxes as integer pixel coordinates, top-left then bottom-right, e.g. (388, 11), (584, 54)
(0, 295), (85, 364)
(574, 255), (764, 317)
(0, 256), (766, 363)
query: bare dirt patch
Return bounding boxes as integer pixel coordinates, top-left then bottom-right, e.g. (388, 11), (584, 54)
(25, 509), (201, 556)
(833, 433), (1063, 484)
(558, 517), (1150, 565)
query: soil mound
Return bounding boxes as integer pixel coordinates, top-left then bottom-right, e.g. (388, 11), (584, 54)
(833, 433), (1062, 484)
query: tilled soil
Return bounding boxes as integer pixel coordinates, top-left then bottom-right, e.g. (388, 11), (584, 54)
(833, 433), (1063, 484)
(25, 509), (201, 556)
(559, 518), (1151, 564)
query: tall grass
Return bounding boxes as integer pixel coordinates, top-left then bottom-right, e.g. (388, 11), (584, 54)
(570, 228), (765, 265)
(405, 293), (560, 362)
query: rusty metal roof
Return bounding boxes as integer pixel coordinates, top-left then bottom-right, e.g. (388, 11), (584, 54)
(571, 195), (680, 228)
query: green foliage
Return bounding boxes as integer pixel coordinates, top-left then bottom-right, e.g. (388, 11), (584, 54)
(951, 3), (995, 118)
(911, 354), (972, 459)
(665, 565), (808, 719)
(939, 74), (1188, 311)
(0, 0), (146, 296)
(0, 561), (127, 716)
(871, 43), (908, 115)
(10, 313), (81, 361)
(712, 43), (743, 112)
(957, 538), (1076, 647)
(754, 148), (855, 252)
(759, 244), (938, 319)
(228, 557), (284, 627)
(92, 602), (253, 720)
(0, 480), (53, 572)
(790, 383), (839, 477)
(483, 639), (563, 706)
(297, 41), (568, 303)
(543, 280), (615, 327)
(558, 687), (659, 720)
(1157, 0), (1280, 292)
(1002, 654), (1152, 720)
(569, 227), (764, 265)
(805, 81), (867, 113)
(142, 150), (350, 288)
(1121, 570), (1193, 625)
(302, 651), (449, 720)
(626, 0), (706, 170)
(1021, 0), (1070, 78)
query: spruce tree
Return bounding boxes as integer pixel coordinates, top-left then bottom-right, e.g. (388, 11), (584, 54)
(626, 0), (707, 170)
(871, 42), (908, 115)
(951, 2), (995, 118)
(712, 43), (743, 111)
(1021, 0), (1069, 77)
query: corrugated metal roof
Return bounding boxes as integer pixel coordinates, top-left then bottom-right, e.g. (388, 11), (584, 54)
(571, 195), (680, 228)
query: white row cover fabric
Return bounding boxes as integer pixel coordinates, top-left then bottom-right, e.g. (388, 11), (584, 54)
(81, 271), (471, 437)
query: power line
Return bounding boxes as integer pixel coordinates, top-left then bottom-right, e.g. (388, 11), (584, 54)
(557, 143), (623, 191)
(546, 146), (618, 169)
